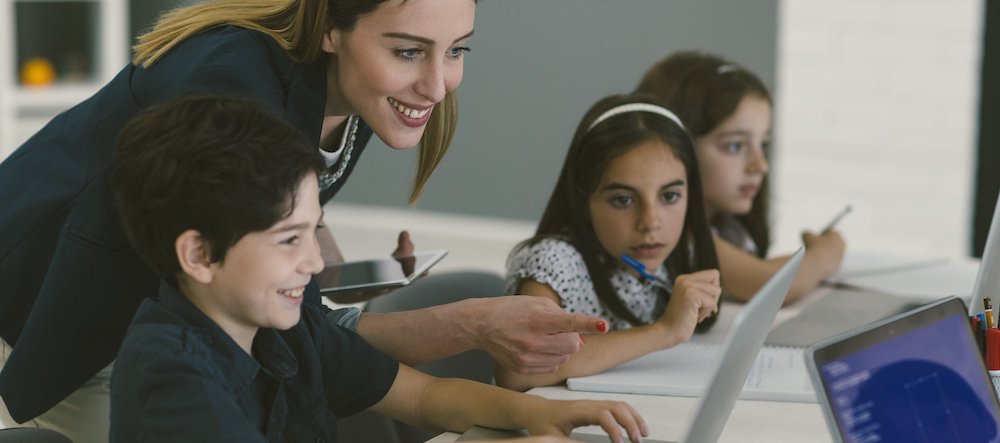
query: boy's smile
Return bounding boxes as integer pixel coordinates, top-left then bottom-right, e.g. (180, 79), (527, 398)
(182, 173), (325, 354)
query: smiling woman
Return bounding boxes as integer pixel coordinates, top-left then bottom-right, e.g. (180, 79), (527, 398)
(0, 1), (609, 442)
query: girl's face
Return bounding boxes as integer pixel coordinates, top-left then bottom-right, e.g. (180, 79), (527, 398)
(695, 94), (772, 218)
(322, 0), (476, 149)
(589, 139), (688, 272)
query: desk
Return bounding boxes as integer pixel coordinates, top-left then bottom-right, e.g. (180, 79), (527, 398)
(428, 255), (980, 442)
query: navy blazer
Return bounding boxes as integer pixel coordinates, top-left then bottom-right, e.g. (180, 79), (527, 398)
(0, 26), (373, 422)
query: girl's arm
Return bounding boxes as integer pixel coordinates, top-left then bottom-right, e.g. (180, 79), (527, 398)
(370, 365), (649, 443)
(496, 271), (720, 392)
(715, 230), (845, 303)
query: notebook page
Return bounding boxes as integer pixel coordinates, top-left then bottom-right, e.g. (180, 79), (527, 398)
(566, 342), (815, 403)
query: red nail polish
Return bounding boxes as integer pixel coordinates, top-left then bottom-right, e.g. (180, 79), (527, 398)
(579, 334), (586, 345)
(596, 321), (608, 333)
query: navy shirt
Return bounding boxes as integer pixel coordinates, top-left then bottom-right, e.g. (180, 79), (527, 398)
(110, 282), (398, 442)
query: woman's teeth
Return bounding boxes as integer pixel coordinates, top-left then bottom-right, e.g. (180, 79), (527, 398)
(279, 288), (304, 298)
(388, 98), (430, 119)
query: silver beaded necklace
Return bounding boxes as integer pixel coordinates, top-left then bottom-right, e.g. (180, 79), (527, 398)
(318, 115), (359, 192)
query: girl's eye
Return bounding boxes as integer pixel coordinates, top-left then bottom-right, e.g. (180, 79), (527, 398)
(761, 139), (772, 153)
(662, 191), (681, 204)
(394, 48), (423, 60)
(723, 141), (744, 154)
(610, 195), (634, 208)
(448, 46), (471, 59)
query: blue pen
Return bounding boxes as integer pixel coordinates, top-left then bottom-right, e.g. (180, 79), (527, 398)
(620, 255), (673, 292)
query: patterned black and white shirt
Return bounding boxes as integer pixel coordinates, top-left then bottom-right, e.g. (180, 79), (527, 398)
(506, 238), (668, 330)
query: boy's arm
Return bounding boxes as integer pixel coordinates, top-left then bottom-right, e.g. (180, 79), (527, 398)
(355, 296), (605, 373)
(369, 365), (648, 442)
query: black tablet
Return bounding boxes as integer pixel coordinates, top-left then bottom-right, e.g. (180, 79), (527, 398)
(316, 250), (448, 294)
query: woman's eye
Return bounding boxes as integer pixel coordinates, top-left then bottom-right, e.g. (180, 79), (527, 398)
(394, 48), (423, 60)
(610, 195), (634, 208)
(448, 46), (471, 59)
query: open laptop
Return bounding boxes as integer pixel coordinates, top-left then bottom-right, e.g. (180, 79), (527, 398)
(806, 296), (1000, 443)
(968, 191), (1000, 317)
(769, 193), (1000, 349)
(458, 248), (805, 443)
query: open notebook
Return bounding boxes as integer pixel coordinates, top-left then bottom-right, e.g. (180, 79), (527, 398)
(566, 341), (814, 402)
(567, 248), (815, 404)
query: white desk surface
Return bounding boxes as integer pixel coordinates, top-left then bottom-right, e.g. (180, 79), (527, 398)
(428, 255), (979, 443)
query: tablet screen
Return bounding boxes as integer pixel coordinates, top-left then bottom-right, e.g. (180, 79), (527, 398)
(316, 250), (447, 294)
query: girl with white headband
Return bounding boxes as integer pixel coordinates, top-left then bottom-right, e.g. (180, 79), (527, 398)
(497, 94), (722, 391)
(637, 51), (845, 303)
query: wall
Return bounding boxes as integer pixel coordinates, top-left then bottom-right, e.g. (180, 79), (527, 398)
(771, 0), (984, 258)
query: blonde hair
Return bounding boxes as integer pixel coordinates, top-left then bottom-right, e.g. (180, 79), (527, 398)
(132, 0), (457, 203)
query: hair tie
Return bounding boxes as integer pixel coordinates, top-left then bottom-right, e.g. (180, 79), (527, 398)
(586, 103), (685, 133)
(717, 64), (740, 74)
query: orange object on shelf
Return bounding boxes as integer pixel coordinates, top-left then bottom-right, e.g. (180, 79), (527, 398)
(20, 57), (57, 87)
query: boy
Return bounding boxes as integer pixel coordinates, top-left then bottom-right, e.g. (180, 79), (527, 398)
(108, 95), (647, 442)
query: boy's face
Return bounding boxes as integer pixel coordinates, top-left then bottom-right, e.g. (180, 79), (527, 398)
(197, 174), (325, 341)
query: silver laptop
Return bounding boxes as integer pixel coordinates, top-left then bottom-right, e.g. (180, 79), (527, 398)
(768, 192), (1000, 348)
(459, 248), (805, 443)
(806, 296), (1000, 443)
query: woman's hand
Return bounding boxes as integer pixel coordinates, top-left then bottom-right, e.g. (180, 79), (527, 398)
(655, 269), (722, 344)
(522, 399), (649, 443)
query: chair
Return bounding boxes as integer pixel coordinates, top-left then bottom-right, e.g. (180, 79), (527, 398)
(0, 428), (72, 443)
(337, 270), (505, 443)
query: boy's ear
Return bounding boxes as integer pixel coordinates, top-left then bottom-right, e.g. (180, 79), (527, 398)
(321, 28), (341, 54)
(176, 229), (214, 284)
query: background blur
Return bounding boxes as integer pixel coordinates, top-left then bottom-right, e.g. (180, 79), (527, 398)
(0, 0), (993, 275)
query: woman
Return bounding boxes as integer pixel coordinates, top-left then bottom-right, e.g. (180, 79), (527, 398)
(0, 1), (603, 441)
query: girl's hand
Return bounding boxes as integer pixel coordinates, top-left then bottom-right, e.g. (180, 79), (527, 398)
(524, 399), (649, 443)
(656, 269), (722, 343)
(801, 230), (846, 275)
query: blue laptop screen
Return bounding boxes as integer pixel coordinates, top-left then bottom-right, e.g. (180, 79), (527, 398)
(818, 312), (1000, 443)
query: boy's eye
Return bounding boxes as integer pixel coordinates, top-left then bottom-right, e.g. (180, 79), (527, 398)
(281, 236), (300, 246)
(610, 195), (634, 208)
(394, 48), (423, 60)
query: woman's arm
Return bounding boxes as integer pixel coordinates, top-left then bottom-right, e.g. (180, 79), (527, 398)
(496, 271), (720, 391)
(356, 295), (604, 373)
(716, 230), (845, 303)
(370, 365), (648, 443)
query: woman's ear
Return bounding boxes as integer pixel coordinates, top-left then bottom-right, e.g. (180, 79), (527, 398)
(176, 229), (214, 284)
(321, 28), (342, 54)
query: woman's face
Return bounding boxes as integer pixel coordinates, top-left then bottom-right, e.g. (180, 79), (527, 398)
(589, 139), (688, 272)
(695, 94), (771, 219)
(323, 0), (476, 149)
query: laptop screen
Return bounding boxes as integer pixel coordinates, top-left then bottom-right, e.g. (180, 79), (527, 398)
(810, 297), (1000, 443)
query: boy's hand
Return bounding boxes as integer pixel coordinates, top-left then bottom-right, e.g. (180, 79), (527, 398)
(526, 399), (649, 443)
(472, 297), (608, 374)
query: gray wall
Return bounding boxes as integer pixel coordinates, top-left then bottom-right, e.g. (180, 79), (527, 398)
(334, 0), (778, 222)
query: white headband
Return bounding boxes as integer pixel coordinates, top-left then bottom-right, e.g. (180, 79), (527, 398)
(586, 103), (685, 133)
